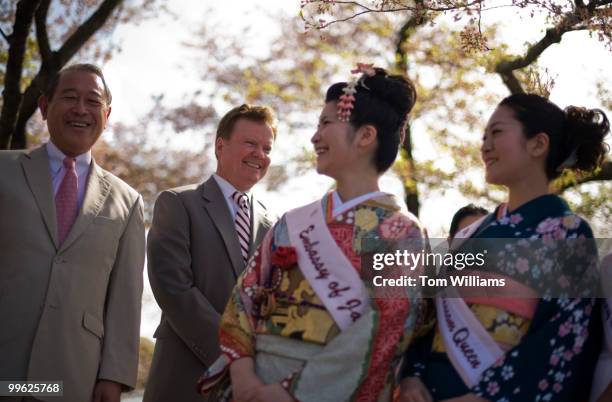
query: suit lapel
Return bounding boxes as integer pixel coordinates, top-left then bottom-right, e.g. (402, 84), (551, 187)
(20, 146), (59, 249)
(201, 177), (244, 277)
(250, 197), (272, 255)
(59, 161), (110, 252)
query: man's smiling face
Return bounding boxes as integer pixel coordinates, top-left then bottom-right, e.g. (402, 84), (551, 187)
(39, 69), (111, 157)
(215, 118), (274, 192)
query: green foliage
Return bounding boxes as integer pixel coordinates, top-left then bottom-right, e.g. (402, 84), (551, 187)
(564, 183), (612, 237)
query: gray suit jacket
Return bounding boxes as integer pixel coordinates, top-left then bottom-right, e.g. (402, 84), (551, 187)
(0, 145), (145, 402)
(144, 177), (275, 402)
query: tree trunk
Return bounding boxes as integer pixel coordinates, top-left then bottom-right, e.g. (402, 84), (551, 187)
(1, 0), (124, 150)
(0, 0), (41, 149)
(396, 10), (428, 217)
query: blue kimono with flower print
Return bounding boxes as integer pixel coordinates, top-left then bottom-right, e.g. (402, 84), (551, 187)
(402, 195), (602, 402)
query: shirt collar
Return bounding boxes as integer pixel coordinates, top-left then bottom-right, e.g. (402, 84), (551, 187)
(46, 140), (92, 172)
(213, 173), (251, 201)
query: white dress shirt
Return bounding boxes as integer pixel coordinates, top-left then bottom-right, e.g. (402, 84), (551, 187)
(213, 174), (252, 220)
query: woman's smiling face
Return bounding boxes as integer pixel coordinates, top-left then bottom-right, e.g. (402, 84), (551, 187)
(311, 102), (357, 179)
(481, 105), (536, 186)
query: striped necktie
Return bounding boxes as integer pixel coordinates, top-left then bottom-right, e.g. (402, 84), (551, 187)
(232, 191), (251, 264)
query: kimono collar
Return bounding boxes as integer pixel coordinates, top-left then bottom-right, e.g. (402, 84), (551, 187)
(498, 194), (569, 222)
(330, 190), (386, 218)
(475, 194), (571, 238)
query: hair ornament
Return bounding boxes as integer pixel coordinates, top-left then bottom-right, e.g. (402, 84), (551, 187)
(337, 82), (356, 122)
(337, 63), (377, 122)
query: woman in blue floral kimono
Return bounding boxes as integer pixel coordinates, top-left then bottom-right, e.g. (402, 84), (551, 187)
(591, 253), (612, 402)
(400, 94), (609, 402)
(198, 66), (431, 402)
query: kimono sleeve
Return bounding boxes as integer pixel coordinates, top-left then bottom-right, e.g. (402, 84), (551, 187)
(471, 297), (597, 401)
(472, 220), (600, 401)
(218, 229), (275, 363)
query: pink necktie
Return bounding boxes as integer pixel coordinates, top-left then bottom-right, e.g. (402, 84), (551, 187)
(232, 191), (251, 265)
(56, 157), (78, 245)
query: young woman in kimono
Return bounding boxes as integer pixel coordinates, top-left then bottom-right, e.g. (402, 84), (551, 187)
(198, 66), (430, 402)
(400, 94), (609, 402)
(591, 253), (612, 402)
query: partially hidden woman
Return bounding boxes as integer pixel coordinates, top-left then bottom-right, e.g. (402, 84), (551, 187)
(197, 65), (429, 402)
(400, 93), (609, 402)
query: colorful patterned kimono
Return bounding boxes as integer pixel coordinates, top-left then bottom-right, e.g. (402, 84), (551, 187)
(198, 192), (429, 402)
(403, 194), (601, 401)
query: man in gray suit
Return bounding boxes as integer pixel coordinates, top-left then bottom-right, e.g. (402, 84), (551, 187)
(0, 64), (145, 402)
(144, 104), (277, 402)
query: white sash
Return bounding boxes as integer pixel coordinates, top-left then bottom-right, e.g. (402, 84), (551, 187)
(436, 292), (504, 387)
(436, 209), (504, 387)
(286, 199), (369, 331)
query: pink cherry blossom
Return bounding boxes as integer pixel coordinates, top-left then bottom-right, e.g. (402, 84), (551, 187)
(516, 257), (529, 274)
(557, 275), (570, 288)
(558, 322), (571, 337)
(509, 214), (523, 224)
(550, 354), (560, 366)
(487, 382), (500, 395)
(536, 217), (561, 234)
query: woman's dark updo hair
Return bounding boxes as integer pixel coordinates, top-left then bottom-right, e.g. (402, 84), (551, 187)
(499, 93), (610, 180)
(325, 67), (417, 173)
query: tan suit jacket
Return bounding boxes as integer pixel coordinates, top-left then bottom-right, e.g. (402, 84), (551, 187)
(0, 145), (145, 402)
(143, 177), (275, 402)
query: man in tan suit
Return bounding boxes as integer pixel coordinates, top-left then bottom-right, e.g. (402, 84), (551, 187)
(0, 64), (145, 402)
(144, 104), (277, 402)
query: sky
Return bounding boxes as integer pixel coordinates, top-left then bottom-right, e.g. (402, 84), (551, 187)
(100, 0), (612, 338)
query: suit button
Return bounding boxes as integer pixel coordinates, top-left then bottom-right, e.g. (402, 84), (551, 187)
(54, 256), (64, 264)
